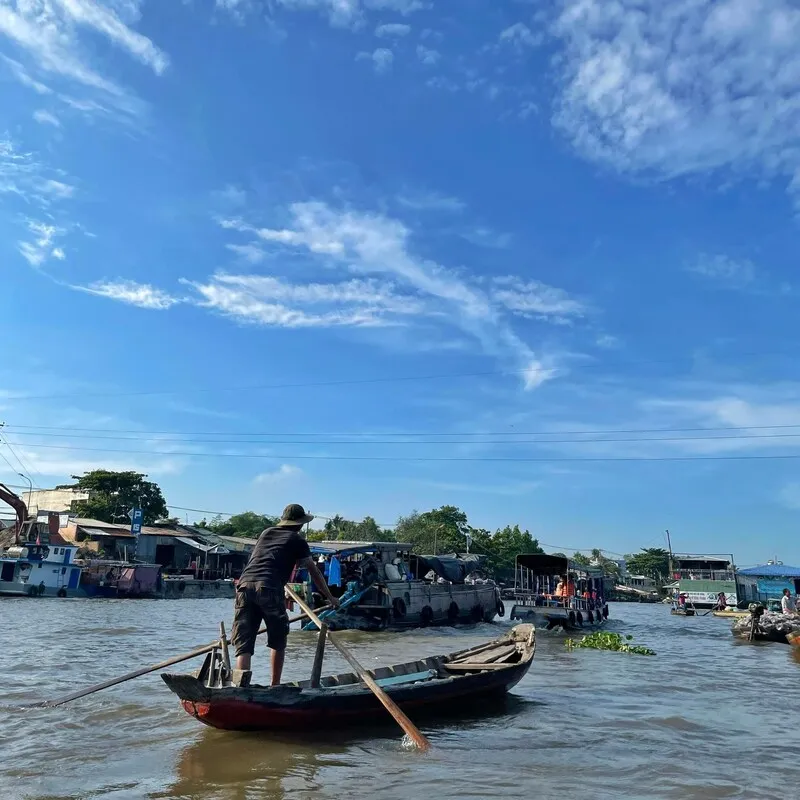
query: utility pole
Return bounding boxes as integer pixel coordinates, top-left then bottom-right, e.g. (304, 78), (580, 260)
(665, 529), (674, 578)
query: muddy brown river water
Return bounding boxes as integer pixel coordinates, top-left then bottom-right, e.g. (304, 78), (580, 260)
(1, 599), (798, 799)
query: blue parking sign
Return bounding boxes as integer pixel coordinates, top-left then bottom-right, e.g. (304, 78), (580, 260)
(131, 508), (143, 535)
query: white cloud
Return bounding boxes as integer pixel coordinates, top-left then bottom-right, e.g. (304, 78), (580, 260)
(551, 0), (800, 201)
(396, 189), (465, 212)
(596, 333), (620, 349)
(461, 227), (511, 249)
(33, 109), (61, 127)
(222, 201), (560, 388)
(687, 254), (757, 288)
(491, 276), (586, 323)
(226, 242), (267, 263)
(265, 0), (424, 29)
(416, 44), (440, 65)
(76, 279), (181, 310)
(375, 23), (411, 37)
(0, 0), (167, 109)
(18, 220), (65, 267)
(38, 179), (75, 199)
(498, 22), (542, 50)
(1, 54), (52, 93)
(186, 272), (422, 328)
(523, 360), (558, 390)
(357, 47), (394, 74)
(254, 464), (303, 484)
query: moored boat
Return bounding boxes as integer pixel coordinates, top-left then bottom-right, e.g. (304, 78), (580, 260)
(161, 624), (535, 732)
(292, 541), (502, 631)
(0, 485), (83, 598)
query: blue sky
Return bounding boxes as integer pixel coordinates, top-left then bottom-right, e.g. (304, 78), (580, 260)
(1, 0), (799, 566)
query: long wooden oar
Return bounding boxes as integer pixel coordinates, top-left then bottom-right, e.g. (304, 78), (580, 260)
(38, 606), (328, 709)
(285, 586), (431, 752)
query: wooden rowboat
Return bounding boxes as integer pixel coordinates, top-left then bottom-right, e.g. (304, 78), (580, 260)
(671, 608), (695, 616)
(162, 624), (535, 732)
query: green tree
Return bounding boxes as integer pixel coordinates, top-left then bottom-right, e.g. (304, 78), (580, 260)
(624, 548), (671, 581)
(590, 548), (620, 579)
(487, 525), (544, 581)
(67, 470), (168, 526)
(571, 551), (592, 566)
(394, 506), (470, 554)
(207, 511), (278, 539)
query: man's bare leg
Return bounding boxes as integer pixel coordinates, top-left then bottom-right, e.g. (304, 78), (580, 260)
(236, 653), (252, 670)
(270, 648), (286, 686)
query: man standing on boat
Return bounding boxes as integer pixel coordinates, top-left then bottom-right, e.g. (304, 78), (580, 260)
(231, 504), (339, 686)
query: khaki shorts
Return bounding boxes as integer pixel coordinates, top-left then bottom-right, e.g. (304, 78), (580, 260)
(231, 584), (289, 656)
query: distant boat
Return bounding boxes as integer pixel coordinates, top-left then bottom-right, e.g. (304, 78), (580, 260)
(162, 624), (536, 732)
(0, 534), (83, 598)
(507, 554), (611, 630)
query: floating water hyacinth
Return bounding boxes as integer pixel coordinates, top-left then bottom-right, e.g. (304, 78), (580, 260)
(565, 631), (656, 656)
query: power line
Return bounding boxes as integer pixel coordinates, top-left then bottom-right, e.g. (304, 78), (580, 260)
(5, 421), (800, 437)
(4, 348), (797, 401)
(0, 432), (42, 489)
(5, 439), (800, 462)
(6, 429), (800, 446)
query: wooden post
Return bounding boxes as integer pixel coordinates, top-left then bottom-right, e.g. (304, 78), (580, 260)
(219, 622), (232, 683)
(310, 623), (328, 688)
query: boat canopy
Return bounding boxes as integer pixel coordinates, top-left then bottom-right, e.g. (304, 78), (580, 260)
(516, 553), (604, 577)
(309, 541), (413, 558)
(414, 553), (487, 583)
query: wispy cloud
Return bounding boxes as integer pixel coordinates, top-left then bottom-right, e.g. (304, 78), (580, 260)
(551, 0), (800, 202)
(498, 22), (543, 51)
(375, 23), (411, 38)
(357, 47), (394, 74)
(226, 242), (267, 263)
(18, 219), (65, 267)
(460, 227), (511, 249)
(0, 0), (168, 112)
(219, 201), (562, 388)
(687, 253), (757, 288)
(416, 44), (440, 65)
(491, 276), (586, 323)
(254, 464), (303, 484)
(32, 109), (61, 127)
(396, 189), (465, 212)
(1, 54), (51, 93)
(186, 273), (421, 328)
(75, 280), (181, 310)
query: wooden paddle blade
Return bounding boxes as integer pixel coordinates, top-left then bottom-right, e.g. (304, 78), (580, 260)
(284, 585), (431, 752)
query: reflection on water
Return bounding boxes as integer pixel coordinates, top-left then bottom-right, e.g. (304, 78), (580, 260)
(2, 599), (800, 800)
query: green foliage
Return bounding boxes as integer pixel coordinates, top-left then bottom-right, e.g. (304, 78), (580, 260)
(571, 551), (591, 566)
(565, 631), (656, 656)
(322, 514), (395, 541)
(68, 470), (168, 526)
(624, 548), (671, 581)
(205, 511), (278, 539)
(480, 524), (543, 581)
(591, 548), (620, 578)
(394, 506), (470, 554)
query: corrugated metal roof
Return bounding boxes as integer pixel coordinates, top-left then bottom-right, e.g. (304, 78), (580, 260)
(80, 527), (136, 539)
(173, 536), (216, 553)
(738, 564), (800, 577)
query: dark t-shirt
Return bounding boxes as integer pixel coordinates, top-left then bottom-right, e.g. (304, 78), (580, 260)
(238, 526), (311, 589)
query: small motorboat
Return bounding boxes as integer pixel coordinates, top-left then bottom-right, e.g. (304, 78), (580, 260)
(162, 624), (535, 732)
